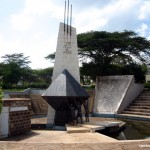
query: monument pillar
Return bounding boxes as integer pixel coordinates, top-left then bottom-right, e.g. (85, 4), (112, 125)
(47, 22), (80, 126)
(52, 22), (80, 82)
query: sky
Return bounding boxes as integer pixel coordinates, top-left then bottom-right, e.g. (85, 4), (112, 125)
(0, 0), (150, 69)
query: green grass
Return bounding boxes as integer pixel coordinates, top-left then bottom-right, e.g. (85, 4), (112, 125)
(3, 89), (25, 92)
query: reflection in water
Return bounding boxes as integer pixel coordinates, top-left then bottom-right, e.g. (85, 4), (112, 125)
(98, 119), (150, 140)
(145, 136), (150, 139)
(117, 132), (126, 140)
(121, 119), (150, 140)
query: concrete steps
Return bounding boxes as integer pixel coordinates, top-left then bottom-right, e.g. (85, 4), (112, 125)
(121, 90), (150, 117)
(129, 105), (150, 109)
(125, 108), (150, 113)
(132, 103), (150, 106)
(122, 111), (150, 116)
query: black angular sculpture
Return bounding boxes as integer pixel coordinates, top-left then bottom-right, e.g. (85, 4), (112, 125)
(42, 69), (90, 126)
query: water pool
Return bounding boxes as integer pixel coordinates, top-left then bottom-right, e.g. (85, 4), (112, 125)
(98, 119), (150, 140)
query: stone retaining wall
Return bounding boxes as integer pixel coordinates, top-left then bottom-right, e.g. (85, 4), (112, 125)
(93, 75), (143, 116)
(9, 94), (48, 115)
(3, 98), (31, 136)
(86, 90), (95, 113)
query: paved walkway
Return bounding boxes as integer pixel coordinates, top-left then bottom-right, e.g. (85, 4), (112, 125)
(1, 117), (150, 150)
(0, 131), (150, 150)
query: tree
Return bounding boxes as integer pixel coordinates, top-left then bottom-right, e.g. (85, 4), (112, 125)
(1, 53), (31, 87)
(2, 62), (22, 87)
(77, 31), (150, 80)
(20, 68), (39, 85)
(0, 80), (2, 113)
(121, 63), (147, 83)
(45, 53), (55, 63)
(0, 90), (2, 113)
(45, 30), (150, 82)
(34, 67), (53, 84)
(2, 53), (31, 68)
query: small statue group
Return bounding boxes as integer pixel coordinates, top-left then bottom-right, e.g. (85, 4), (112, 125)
(83, 100), (89, 122)
(68, 99), (89, 125)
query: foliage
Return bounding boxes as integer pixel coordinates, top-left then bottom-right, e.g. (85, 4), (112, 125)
(2, 62), (22, 86)
(121, 63), (147, 83)
(0, 89), (2, 113)
(34, 67), (53, 84)
(45, 30), (150, 83)
(29, 82), (49, 89)
(82, 85), (95, 90)
(0, 53), (53, 89)
(144, 82), (150, 90)
(0, 81), (2, 113)
(1, 53), (31, 68)
(77, 30), (150, 81)
(1, 53), (31, 88)
(45, 53), (55, 63)
(78, 30), (150, 65)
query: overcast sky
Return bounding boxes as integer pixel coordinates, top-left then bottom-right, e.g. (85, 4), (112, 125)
(0, 0), (150, 69)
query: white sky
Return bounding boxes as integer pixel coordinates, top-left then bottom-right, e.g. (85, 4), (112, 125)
(0, 0), (150, 69)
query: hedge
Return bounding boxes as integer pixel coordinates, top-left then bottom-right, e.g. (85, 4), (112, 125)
(0, 87), (2, 113)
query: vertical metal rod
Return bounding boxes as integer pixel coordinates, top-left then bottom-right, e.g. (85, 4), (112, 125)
(64, 1), (66, 32)
(67, 0), (69, 34)
(70, 5), (72, 36)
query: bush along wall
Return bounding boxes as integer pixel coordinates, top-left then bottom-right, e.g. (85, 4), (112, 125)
(0, 87), (2, 113)
(144, 82), (150, 90)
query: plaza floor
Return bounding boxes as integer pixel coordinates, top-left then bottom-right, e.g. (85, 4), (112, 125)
(0, 117), (150, 150)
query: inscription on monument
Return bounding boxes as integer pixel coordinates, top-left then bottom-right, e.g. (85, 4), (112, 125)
(63, 41), (72, 54)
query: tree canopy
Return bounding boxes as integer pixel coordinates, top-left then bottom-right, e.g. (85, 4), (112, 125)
(1, 53), (31, 68)
(77, 30), (150, 81)
(0, 80), (2, 113)
(78, 30), (150, 65)
(45, 53), (55, 63)
(0, 52), (53, 88)
(46, 30), (150, 83)
(1, 53), (31, 87)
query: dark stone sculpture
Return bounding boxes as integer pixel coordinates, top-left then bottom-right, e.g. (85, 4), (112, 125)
(68, 103), (76, 125)
(42, 69), (90, 126)
(83, 100), (89, 122)
(75, 101), (83, 124)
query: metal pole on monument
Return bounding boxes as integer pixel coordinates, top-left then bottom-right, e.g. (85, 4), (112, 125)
(64, 1), (66, 32)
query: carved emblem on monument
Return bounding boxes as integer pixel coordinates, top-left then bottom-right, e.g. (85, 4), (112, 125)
(63, 42), (71, 54)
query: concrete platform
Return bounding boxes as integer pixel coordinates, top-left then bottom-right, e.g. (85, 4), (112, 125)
(87, 121), (123, 127)
(66, 120), (123, 133)
(1, 130), (150, 150)
(1, 130), (117, 143)
(1, 117), (150, 150)
(66, 124), (90, 133)
(79, 123), (105, 132)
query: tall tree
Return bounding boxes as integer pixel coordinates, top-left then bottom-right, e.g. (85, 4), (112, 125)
(1, 53), (31, 87)
(2, 62), (22, 86)
(45, 30), (150, 82)
(34, 67), (53, 84)
(77, 30), (150, 80)
(2, 53), (31, 68)
(0, 91), (2, 113)
(0, 79), (2, 113)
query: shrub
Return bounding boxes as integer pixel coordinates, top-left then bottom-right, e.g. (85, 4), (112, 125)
(0, 87), (2, 113)
(29, 82), (49, 89)
(144, 82), (150, 90)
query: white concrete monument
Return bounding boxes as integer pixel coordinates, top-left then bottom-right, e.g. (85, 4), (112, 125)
(47, 0), (80, 126)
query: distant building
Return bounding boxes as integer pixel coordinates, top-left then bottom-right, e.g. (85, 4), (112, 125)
(146, 75), (150, 82)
